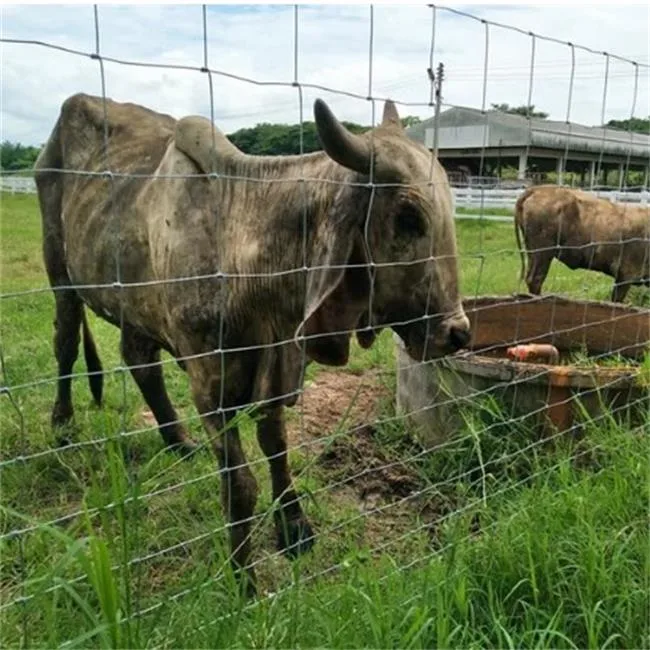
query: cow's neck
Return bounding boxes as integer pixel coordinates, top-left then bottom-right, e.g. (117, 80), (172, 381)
(223, 149), (349, 180)
(213, 152), (365, 330)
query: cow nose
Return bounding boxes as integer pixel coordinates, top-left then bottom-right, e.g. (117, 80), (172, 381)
(448, 322), (471, 351)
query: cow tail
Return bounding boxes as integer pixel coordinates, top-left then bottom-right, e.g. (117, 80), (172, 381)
(82, 311), (103, 406)
(514, 189), (530, 285)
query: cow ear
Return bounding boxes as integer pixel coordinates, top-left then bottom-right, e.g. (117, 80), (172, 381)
(381, 99), (403, 130)
(295, 194), (372, 366)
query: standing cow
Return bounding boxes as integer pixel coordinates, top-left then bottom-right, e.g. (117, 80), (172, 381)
(514, 184), (650, 302)
(34, 93), (470, 594)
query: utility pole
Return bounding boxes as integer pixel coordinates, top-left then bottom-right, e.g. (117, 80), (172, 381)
(432, 62), (445, 159)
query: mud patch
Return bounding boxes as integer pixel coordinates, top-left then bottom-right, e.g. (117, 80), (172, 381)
(284, 369), (458, 552)
(317, 424), (420, 501)
(285, 369), (391, 453)
(286, 369), (419, 498)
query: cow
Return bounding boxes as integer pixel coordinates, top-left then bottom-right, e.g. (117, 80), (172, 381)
(34, 92), (471, 595)
(514, 184), (650, 302)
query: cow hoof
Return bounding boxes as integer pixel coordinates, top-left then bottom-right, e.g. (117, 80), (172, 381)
(51, 404), (74, 430)
(53, 419), (78, 448)
(276, 517), (316, 559)
(55, 432), (76, 448)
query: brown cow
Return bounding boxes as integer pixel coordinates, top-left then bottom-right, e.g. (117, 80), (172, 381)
(34, 93), (470, 595)
(514, 184), (650, 301)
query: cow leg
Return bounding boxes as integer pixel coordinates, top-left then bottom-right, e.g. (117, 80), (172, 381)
(185, 357), (259, 595)
(218, 419), (259, 597)
(610, 280), (630, 303)
(256, 406), (315, 558)
(525, 254), (553, 295)
(201, 408), (259, 597)
(39, 153), (81, 435)
(121, 326), (196, 455)
(51, 290), (83, 430)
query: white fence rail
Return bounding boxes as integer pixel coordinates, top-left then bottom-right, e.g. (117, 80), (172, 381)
(2, 175), (649, 212)
(1, 176), (37, 194)
(453, 187), (650, 210)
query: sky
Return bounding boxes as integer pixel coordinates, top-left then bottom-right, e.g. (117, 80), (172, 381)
(1, 3), (649, 146)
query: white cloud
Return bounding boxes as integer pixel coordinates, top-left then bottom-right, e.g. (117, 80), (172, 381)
(1, 3), (648, 146)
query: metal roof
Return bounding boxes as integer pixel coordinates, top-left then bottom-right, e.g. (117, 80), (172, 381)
(407, 106), (650, 160)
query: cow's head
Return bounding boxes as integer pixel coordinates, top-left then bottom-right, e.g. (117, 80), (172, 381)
(301, 98), (470, 365)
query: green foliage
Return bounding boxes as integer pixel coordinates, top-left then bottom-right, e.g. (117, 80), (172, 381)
(202, 115), (422, 157)
(491, 103), (549, 119)
(400, 115), (422, 129)
(605, 116), (650, 134)
(1, 140), (42, 171)
(226, 120), (370, 156)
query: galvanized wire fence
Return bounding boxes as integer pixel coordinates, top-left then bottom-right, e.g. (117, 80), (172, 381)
(1, 4), (649, 645)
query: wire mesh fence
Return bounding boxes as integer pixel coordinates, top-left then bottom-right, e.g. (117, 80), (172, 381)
(1, 4), (649, 647)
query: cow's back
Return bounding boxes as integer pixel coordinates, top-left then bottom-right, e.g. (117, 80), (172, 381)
(37, 94), (182, 335)
(519, 186), (582, 248)
(58, 93), (176, 219)
(62, 95), (174, 275)
(58, 93), (175, 167)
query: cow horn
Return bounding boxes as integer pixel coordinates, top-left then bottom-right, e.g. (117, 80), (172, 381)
(175, 116), (244, 175)
(314, 99), (370, 175)
(381, 99), (402, 130)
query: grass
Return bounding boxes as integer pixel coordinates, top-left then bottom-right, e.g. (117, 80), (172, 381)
(455, 205), (514, 217)
(1, 192), (649, 648)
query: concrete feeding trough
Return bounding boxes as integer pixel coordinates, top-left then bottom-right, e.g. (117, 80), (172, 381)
(396, 295), (650, 447)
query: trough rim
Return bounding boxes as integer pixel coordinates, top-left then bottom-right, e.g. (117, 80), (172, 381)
(395, 292), (649, 390)
(446, 352), (645, 390)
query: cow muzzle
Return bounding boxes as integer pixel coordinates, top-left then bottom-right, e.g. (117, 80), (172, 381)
(398, 311), (471, 361)
(444, 315), (472, 352)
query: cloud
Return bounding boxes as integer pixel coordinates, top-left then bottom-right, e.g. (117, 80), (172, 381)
(1, 3), (648, 146)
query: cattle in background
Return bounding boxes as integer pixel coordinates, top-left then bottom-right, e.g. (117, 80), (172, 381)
(514, 184), (650, 302)
(34, 93), (470, 594)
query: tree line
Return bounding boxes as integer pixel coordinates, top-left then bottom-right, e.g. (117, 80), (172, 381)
(2, 108), (648, 171)
(1, 142), (42, 171)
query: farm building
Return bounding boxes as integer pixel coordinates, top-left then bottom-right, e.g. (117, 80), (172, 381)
(406, 106), (650, 188)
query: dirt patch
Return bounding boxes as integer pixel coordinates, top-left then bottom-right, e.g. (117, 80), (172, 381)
(284, 369), (455, 552)
(286, 369), (418, 498)
(317, 424), (420, 501)
(285, 369), (391, 452)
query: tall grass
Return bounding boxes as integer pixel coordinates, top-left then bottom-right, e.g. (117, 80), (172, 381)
(5, 412), (646, 648)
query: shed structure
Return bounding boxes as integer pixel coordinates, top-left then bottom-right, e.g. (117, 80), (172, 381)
(406, 106), (650, 188)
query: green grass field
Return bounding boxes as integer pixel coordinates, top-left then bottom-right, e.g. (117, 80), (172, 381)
(1, 192), (648, 648)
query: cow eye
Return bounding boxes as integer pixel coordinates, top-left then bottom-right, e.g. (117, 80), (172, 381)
(398, 205), (425, 237)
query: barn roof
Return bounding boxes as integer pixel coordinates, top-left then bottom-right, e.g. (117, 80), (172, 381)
(406, 106), (650, 160)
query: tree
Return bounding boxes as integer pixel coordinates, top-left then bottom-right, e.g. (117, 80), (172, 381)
(0, 141), (42, 171)
(227, 115), (424, 156)
(605, 116), (650, 134)
(400, 115), (422, 129)
(227, 122), (320, 156)
(227, 120), (371, 156)
(490, 103), (549, 119)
